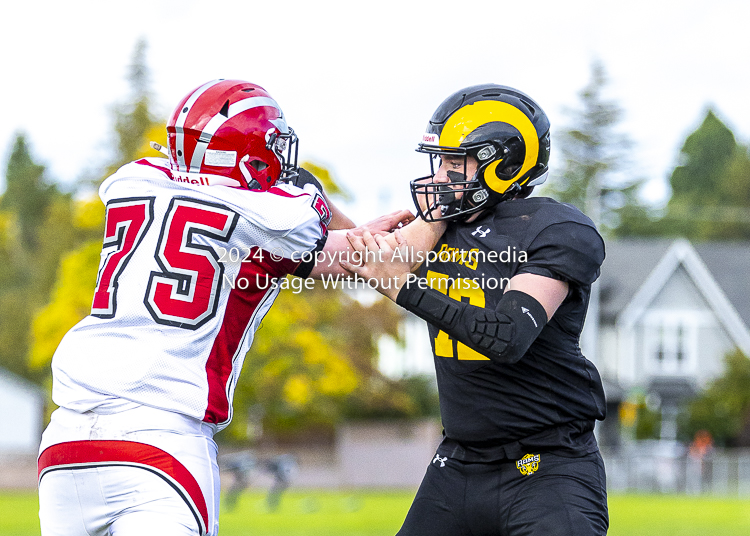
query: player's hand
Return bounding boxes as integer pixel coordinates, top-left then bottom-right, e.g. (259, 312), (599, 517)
(341, 229), (413, 301)
(350, 210), (416, 238)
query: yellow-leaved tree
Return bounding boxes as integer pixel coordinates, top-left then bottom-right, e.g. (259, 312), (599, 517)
(29, 124), (165, 372)
(28, 209), (104, 369)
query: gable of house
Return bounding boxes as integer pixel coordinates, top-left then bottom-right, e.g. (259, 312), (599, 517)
(693, 242), (750, 328)
(598, 239), (750, 392)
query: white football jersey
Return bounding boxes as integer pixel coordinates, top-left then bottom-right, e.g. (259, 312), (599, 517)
(51, 158), (331, 431)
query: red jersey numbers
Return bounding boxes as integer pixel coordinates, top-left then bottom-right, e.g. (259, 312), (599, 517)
(312, 193), (331, 233)
(92, 198), (155, 318)
(145, 198), (238, 329)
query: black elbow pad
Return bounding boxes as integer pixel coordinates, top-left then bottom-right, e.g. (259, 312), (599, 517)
(397, 284), (547, 364)
(476, 290), (547, 362)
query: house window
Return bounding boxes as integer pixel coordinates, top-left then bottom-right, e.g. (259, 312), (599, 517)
(643, 313), (698, 375)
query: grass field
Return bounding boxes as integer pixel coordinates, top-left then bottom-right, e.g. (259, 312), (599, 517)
(2, 490), (750, 535)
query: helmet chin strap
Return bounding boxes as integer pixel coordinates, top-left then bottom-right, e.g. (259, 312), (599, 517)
(436, 185), (455, 216)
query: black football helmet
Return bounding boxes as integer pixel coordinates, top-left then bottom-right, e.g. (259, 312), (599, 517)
(412, 84), (551, 222)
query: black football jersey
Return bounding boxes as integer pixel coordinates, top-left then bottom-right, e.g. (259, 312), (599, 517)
(418, 197), (606, 456)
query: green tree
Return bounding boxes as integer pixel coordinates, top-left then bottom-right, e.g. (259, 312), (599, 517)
(2, 39), (165, 384)
(680, 349), (750, 447)
(108, 38), (162, 175)
(0, 208), (31, 379)
(0, 133), (86, 382)
(658, 111), (750, 239)
(0, 134), (59, 248)
(542, 60), (653, 236)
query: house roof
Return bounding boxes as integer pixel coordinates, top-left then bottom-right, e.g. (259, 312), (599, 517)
(599, 239), (673, 323)
(599, 238), (750, 352)
(692, 242), (750, 327)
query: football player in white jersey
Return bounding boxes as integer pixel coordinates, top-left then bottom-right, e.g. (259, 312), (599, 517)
(37, 79), (442, 536)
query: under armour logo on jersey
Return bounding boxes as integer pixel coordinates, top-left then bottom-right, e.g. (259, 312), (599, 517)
(432, 454), (447, 467)
(521, 307), (538, 327)
(471, 226), (491, 238)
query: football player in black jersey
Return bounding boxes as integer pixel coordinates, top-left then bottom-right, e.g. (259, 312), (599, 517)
(343, 85), (608, 536)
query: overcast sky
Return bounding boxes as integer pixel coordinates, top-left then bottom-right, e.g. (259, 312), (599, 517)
(2, 0), (749, 220)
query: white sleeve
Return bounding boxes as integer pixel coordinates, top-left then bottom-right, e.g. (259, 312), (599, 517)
(263, 184), (329, 256)
(98, 159), (170, 203)
(231, 183), (329, 259)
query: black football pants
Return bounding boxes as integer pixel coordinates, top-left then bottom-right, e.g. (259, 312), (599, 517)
(396, 450), (608, 536)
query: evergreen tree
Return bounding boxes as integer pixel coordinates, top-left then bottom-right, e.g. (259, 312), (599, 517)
(6, 39), (161, 383)
(0, 134), (58, 248)
(659, 110), (750, 239)
(542, 61), (653, 236)
(0, 207), (32, 379)
(29, 37), (164, 377)
(109, 38), (161, 174)
(0, 133), (80, 381)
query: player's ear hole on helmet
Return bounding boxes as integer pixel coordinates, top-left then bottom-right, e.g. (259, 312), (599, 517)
(499, 163), (521, 176)
(248, 160), (268, 172)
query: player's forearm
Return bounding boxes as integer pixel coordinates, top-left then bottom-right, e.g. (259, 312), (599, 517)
(389, 217), (446, 271)
(324, 194), (356, 230)
(306, 230), (353, 278)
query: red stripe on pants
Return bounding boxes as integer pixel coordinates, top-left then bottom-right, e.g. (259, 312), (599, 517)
(38, 440), (208, 535)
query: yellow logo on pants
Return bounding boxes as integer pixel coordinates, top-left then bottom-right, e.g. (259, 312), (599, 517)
(516, 454), (540, 476)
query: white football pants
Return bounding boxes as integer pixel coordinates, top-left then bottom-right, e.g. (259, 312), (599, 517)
(38, 406), (220, 536)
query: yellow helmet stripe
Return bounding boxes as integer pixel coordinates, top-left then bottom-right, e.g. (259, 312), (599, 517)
(440, 101), (539, 193)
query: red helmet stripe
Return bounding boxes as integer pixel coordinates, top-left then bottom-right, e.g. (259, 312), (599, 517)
(174, 80), (225, 172)
(188, 97), (284, 172)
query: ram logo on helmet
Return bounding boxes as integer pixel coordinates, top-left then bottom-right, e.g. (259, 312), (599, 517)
(411, 84), (551, 222)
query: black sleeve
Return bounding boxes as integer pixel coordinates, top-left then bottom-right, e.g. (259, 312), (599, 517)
(293, 233), (328, 278)
(292, 167), (323, 192)
(396, 285), (547, 364)
(519, 222), (605, 286)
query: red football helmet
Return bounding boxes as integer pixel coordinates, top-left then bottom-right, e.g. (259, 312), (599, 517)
(166, 79), (298, 190)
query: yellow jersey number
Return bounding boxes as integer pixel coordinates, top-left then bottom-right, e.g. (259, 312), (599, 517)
(425, 270), (489, 361)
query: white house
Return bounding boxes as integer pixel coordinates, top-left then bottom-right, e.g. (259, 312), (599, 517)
(0, 367), (45, 455)
(590, 238), (750, 444)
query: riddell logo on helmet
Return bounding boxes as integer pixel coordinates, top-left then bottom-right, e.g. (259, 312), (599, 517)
(170, 172), (242, 188)
(422, 133), (439, 145)
(172, 174), (212, 185)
